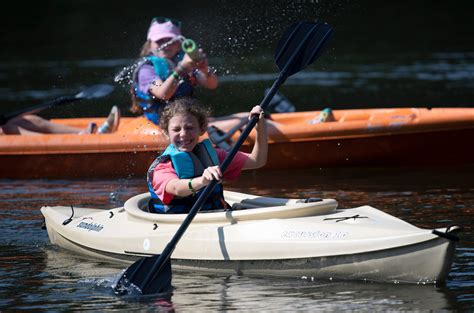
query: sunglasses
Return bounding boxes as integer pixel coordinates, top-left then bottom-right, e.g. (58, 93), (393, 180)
(151, 17), (181, 28)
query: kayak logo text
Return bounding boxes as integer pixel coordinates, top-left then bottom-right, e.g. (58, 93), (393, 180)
(281, 230), (348, 240)
(77, 221), (104, 232)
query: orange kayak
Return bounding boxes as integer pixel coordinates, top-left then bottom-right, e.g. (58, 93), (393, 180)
(1, 107), (473, 179)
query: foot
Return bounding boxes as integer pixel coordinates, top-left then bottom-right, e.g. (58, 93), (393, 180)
(98, 106), (120, 134)
(79, 122), (97, 134)
(309, 108), (335, 124)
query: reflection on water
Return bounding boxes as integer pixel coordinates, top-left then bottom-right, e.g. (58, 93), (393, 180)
(7, 246), (462, 311)
(172, 275), (460, 311)
(0, 166), (473, 310)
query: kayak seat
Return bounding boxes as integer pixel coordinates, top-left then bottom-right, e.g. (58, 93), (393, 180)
(296, 197), (323, 203)
(147, 201), (279, 212)
(231, 197), (322, 210)
(146, 199), (232, 214)
(207, 125), (234, 151)
(231, 202), (261, 210)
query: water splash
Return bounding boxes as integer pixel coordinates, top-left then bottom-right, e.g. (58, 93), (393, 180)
(79, 276), (116, 288)
(115, 2), (340, 85)
(154, 35), (185, 53)
(114, 36), (187, 87)
(181, 1), (334, 77)
(114, 57), (147, 86)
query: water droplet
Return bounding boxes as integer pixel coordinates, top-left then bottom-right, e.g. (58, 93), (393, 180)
(109, 192), (117, 201)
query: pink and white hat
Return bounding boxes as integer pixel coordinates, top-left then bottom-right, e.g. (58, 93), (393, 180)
(147, 20), (181, 42)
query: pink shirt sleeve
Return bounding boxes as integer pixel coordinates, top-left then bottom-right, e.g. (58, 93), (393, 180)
(151, 149), (249, 204)
(216, 149), (249, 181)
(151, 161), (178, 205)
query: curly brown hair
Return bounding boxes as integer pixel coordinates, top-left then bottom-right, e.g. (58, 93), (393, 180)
(159, 97), (211, 135)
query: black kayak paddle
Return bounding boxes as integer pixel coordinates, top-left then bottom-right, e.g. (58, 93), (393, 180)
(0, 84), (115, 125)
(114, 21), (333, 296)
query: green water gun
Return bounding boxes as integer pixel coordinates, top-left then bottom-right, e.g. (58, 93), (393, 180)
(181, 38), (202, 60)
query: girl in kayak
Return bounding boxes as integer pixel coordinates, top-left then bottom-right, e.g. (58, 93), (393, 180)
(128, 17), (266, 138)
(147, 97), (267, 214)
(1, 105), (120, 135)
(130, 17), (218, 125)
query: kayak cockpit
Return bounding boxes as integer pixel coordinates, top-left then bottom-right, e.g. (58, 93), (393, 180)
(124, 191), (338, 224)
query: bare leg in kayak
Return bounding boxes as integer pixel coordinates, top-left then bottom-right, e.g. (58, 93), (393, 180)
(1, 106), (120, 135)
(1, 115), (93, 135)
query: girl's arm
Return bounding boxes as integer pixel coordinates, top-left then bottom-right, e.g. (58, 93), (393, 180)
(196, 70), (218, 89)
(148, 54), (195, 100)
(165, 166), (222, 197)
(242, 106), (268, 170)
(194, 54), (218, 89)
(148, 74), (180, 100)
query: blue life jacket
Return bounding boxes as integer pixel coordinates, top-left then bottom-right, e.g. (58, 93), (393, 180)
(147, 139), (228, 214)
(133, 52), (194, 125)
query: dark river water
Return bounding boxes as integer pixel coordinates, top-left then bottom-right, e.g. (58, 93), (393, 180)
(1, 0), (474, 311)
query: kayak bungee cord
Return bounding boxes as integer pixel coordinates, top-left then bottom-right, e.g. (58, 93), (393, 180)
(62, 205), (75, 225)
(323, 214), (368, 222)
(432, 225), (461, 241)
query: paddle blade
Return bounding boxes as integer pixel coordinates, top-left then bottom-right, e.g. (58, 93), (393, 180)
(114, 255), (172, 296)
(0, 84), (116, 125)
(274, 21), (333, 77)
(75, 84), (115, 99)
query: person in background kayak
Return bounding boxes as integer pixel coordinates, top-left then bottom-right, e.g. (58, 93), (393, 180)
(130, 17), (218, 125)
(128, 16), (276, 150)
(1, 106), (120, 135)
(147, 97), (267, 214)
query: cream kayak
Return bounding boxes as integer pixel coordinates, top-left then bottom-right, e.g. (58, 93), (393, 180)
(41, 191), (460, 284)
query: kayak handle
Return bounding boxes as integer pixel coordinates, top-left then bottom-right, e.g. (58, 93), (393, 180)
(62, 205), (75, 225)
(432, 225), (462, 242)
